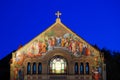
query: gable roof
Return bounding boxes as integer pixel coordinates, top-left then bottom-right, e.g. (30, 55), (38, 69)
(15, 18), (100, 57)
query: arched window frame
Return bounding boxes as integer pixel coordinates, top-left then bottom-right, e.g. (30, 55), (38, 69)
(85, 62), (89, 75)
(49, 56), (67, 74)
(75, 62), (78, 74)
(80, 62), (84, 74)
(38, 63), (42, 74)
(27, 62), (31, 75)
(32, 62), (36, 74)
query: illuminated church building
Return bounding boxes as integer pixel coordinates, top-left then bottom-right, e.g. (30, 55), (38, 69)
(10, 11), (106, 80)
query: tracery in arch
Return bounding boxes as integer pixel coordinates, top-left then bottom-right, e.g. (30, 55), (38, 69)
(49, 56), (67, 74)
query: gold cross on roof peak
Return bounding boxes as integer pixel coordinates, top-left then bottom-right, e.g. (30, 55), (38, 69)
(55, 11), (62, 18)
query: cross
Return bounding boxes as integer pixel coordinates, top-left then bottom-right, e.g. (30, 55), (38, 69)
(55, 11), (62, 18)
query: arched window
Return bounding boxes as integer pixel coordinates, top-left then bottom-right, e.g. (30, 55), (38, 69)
(18, 70), (24, 80)
(80, 63), (84, 74)
(27, 62), (31, 74)
(32, 62), (36, 74)
(38, 63), (42, 74)
(50, 56), (67, 74)
(98, 67), (102, 74)
(85, 62), (89, 74)
(75, 62), (78, 74)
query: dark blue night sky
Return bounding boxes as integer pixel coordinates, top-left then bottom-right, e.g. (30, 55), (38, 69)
(0, 0), (120, 60)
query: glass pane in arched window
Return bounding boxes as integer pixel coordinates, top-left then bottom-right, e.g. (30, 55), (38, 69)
(62, 63), (64, 69)
(98, 67), (102, 74)
(38, 63), (42, 74)
(80, 63), (84, 74)
(32, 63), (36, 74)
(75, 62), (78, 74)
(52, 63), (55, 69)
(27, 62), (31, 74)
(50, 56), (67, 74)
(85, 62), (89, 74)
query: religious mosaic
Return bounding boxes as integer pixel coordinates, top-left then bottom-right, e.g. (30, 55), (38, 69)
(14, 23), (96, 66)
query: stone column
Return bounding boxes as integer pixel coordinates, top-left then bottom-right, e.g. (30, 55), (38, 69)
(41, 61), (48, 80)
(34, 62), (38, 80)
(89, 64), (92, 75)
(42, 61), (47, 74)
(69, 61), (74, 75)
(31, 63), (33, 75)
(84, 62), (86, 75)
(30, 63), (33, 80)
(36, 63), (38, 74)
(78, 62), (80, 74)
(47, 63), (50, 74)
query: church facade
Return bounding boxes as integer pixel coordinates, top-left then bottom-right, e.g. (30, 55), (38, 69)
(10, 11), (106, 80)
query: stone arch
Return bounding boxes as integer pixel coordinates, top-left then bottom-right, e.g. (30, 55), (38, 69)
(43, 48), (73, 74)
(43, 48), (73, 61)
(49, 55), (67, 74)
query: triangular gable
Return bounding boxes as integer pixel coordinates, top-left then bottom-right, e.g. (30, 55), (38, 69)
(13, 18), (100, 65)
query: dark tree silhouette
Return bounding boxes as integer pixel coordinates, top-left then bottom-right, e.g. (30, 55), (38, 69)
(0, 50), (15, 80)
(101, 48), (120, 80)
